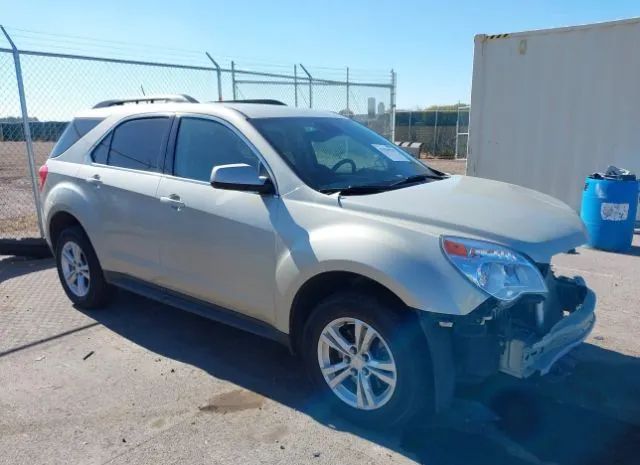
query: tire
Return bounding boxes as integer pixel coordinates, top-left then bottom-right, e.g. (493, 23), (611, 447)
(302, 291), (434, 428)
(55, 226), (113, 309)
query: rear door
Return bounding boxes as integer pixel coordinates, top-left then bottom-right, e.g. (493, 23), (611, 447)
(80, 115), (173, 282)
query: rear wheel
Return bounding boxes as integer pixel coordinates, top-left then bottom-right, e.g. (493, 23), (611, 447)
(302, 291), (434, 427)
(55, 226), (112, 309)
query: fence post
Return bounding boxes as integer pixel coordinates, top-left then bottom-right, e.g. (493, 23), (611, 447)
(1, 25), (44, 238)
(433, 106), (439, 156)
(205, 52), (223, 101)
(455, 101), (460, 159)
(465, 107), (470, 159)
(231, 60), (237, 100)
(299, 64), (312, 108)
(346, 67), (350, 114)
(390, 69), (396, 143)
(294, 64), (298, 108)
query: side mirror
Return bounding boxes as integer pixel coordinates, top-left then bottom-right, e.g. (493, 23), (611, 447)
(210, 163), (275, 195)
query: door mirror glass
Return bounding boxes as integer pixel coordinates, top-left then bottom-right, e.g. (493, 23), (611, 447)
(210, 163), (274, 194)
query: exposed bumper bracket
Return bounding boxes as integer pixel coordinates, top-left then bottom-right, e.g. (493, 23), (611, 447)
(499, 277), (596, 378)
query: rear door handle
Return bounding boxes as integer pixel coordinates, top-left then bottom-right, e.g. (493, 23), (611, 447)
(160, 194), (185, 210)
(85, 174), (102, 186)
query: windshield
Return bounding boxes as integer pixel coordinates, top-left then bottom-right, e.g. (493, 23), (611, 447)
(250, 117), (438, 193)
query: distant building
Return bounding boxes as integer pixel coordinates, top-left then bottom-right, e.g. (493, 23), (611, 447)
(378, 102), (385, 114)
(368, 97), (376, 117)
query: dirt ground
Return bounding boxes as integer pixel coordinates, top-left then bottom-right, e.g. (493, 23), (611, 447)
(423, 157), (467, 175)
(0, 141), (52, 238)
(1, 234), (639, 465)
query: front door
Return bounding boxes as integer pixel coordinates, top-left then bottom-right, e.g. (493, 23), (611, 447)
(156, 116), (279, 323)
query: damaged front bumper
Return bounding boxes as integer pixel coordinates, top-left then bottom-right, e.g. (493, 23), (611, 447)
(417, 274), (596, 411)
(499, 277), (596, 378)
(416, 274), (596, 411)
(433, 274), (597, 384)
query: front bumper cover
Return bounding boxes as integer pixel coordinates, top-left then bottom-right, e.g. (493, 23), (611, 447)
(499, 277), (596, 378)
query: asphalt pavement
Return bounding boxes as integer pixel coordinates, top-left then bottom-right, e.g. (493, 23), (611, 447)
(1, 235), (639, 464)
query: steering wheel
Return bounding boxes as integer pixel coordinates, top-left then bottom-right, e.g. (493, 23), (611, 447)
(331, 158), (356, 173)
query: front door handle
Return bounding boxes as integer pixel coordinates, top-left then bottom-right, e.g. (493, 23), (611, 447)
(85, 174), (102, 186)
(160, 194), (185, 210)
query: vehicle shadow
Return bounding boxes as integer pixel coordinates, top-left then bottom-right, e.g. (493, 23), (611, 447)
(79, 291), (640, 465)
(0, 256), (54, 283)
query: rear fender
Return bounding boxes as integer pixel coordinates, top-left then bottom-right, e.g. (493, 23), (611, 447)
(43, 177), (105, 261)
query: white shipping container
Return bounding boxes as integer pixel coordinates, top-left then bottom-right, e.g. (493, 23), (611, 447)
(468, 18), (640, 218)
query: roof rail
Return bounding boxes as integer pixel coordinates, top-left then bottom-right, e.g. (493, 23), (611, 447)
(93, 94), (199, 109)
(215, 99), (287, 106)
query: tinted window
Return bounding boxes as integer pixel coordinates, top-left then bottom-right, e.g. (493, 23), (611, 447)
(91, 132), (111, 164)
(50, 118), (103, 158)
(107, 117), (170, 171)
(173, 118), (259, 182)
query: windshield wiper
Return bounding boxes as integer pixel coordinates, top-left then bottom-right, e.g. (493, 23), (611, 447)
(319, 173), (450, 196)
(389, 173), (448, 187)
(319, 185), (392, 196)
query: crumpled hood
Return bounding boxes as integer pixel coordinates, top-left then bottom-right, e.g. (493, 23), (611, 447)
(340, 175), (587, 263)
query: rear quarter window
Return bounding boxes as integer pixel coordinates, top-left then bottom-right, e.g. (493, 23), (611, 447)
(49, 117), (104, 158)
(91, 132), (112, 165)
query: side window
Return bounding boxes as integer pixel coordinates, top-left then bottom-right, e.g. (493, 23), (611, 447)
(106, 117), (170, 171)
(91, 132), (112, 164)
(50, 117), (103, 158)
(173, 118), (259, 182)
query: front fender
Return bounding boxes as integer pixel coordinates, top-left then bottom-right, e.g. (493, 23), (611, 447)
(274, 222), (487, 333)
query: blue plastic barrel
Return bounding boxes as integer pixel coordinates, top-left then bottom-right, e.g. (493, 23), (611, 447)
(580, 174), (638, 252)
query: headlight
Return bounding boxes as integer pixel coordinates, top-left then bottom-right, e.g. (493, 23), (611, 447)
(441, 236), (547, 302)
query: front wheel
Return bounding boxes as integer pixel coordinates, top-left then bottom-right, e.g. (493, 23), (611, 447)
(302, 292), (434, 427)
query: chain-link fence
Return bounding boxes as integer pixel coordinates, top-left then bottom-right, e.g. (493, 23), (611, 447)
(232, 65), (395, 140)
(0, 27), (395, 241)
(395, 106), (469, 159)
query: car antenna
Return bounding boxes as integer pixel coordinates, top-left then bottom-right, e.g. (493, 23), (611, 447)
(140, 85), (146, 96)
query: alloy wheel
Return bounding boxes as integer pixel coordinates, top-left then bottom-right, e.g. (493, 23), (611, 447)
(317, 317), (397, 410)
(60, 241), (90, 297)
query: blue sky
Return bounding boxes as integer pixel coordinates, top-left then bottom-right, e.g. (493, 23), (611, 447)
(2, 0), (639, 109)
